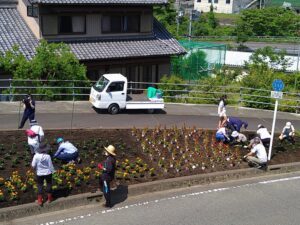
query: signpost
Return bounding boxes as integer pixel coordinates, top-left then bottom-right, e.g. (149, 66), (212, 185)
(268, 79), (284, 160)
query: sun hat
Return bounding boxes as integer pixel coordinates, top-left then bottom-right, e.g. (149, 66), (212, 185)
(104, 145), (116, 156)
(37, 142), (50, 153)
(30, 120), (38, 126)
(56, 137), (64, 144)
(231, 131), (239, 138)
(257, 124), (264, 129)
(286, 122), (292, 128)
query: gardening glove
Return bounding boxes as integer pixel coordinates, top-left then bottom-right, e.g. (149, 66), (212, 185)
(97, 163), (104, 170)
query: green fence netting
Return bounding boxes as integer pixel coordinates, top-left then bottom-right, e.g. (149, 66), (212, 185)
(265, 0), (300, 7)
(171, 41), (226, 81)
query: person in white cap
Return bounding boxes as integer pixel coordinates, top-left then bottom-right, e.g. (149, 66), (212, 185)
(279, 122), (295, 144)
(256, 124), (271, 148)
(26, 120), (44, 154)
(98, 145), (116, 208)
(244, 137), (268, 169)
(231, 131), (247, 145)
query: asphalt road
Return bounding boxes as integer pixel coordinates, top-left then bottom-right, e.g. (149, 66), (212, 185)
(0, 102), (299, 131)
(12, 172), (300, 225)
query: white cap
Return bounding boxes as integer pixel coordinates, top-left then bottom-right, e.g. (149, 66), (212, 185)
(231, 131), (239, 138)
(286, 122), (291, 128)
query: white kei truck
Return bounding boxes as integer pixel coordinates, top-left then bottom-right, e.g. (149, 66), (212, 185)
(89, 74), (164, 114)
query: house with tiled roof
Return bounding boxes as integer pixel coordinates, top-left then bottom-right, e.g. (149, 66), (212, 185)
(0, 0), (186, 82)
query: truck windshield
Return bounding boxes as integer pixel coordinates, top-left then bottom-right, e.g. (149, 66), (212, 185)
(94, 76), (109, 92)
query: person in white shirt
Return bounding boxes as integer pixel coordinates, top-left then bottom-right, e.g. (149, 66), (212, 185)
(279, 122), (295, 144)
(257, 124), (271, 148)
(244, 137), (268, 169)
(217, 95), (227, 128)
(26, 120), (44, 154)
(31, 142), (55, 206)
(231, 131), (247, 144)
(54, 138), (80, 163)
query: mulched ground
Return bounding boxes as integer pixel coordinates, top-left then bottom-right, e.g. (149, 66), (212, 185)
(0, 128), (298, 208)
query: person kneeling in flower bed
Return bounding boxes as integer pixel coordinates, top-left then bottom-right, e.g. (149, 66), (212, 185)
(244, 137), (268, 170)
(98, 145), (116, 208)
(54, 138), (81, 164)
(31, 142), (55, 206)
(215, 127), (230, 144)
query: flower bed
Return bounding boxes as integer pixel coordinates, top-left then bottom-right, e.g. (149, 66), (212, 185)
(0, 127), (299, 208)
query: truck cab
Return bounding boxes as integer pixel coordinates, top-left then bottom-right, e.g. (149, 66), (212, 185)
(89, 74), (164, 114)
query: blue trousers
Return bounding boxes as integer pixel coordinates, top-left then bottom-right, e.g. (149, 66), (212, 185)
(19, 110), (35, 128)
(56, 151), (78, 162)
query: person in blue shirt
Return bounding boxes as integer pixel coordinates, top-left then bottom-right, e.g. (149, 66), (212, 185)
(54, 138), (80, 164)
(18, 94), (35, 129)
(226, 117), (248, 132)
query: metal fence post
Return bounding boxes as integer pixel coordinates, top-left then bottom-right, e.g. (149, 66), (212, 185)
(9, 78), (12, 102)
(239, 87), (242, 107)
(72, 81), (75, 101)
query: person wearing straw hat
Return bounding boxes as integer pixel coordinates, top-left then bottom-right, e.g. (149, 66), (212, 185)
(98, 145), (116, 208)
(31, 142), (55, 206)
(26, 120), (44, 154)
(279, 122), (295, 144)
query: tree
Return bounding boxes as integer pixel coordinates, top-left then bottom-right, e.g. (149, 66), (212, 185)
(236, 7), (300, 37)
(154, 0), (177, 36)
(0, 40), (87, 99)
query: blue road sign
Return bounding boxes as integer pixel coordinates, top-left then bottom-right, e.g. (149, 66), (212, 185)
(272, 79), (284, 91)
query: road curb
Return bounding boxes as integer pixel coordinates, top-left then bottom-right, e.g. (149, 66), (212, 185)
(1, 162), (300, 222)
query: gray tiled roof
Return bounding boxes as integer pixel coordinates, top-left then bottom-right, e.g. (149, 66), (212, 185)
(66, 20), (186, 61)
(0, 8), (38, 59)
(0, 7), (185, 62)
(30, 0), (167, 5)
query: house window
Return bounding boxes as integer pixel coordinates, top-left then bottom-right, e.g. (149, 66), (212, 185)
(197, 0), (201, 2)
(214, 0), (218, 3)
(226, 0), (230, 3)
(208, 0), (212, 3)
(102, 15), (140, 33)
(58, 16), (85, 34)
(27, 5), (38, 18)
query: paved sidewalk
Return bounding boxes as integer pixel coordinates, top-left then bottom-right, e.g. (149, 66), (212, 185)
(0, 101), (299, 131)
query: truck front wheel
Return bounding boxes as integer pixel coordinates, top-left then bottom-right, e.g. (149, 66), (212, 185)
(108, 104), (120, 115)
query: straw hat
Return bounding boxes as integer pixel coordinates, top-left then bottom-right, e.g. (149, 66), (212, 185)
(104, 145), (116, 156)
(37, 142), (50, 153)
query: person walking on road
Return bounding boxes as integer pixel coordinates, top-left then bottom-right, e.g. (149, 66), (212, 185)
(226, 117), (248, 132)
(19, 94), (35, 129)
(98, 145), (116, 208)
(257, 124), (271, 149)
(54, 138), (80, 164)
(31, 142), (55, 206)
(279, 122), (295, 144)
(244, 137), (268, 169)
(26, 120), (44, 154)
(218, 95), (227, 128)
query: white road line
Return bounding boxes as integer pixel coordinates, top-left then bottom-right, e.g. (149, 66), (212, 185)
(37, 175), (300, 225)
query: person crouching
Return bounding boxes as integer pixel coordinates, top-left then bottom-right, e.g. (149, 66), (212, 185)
(54, 138), (80, 164)
(31, 142), (55, 206)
